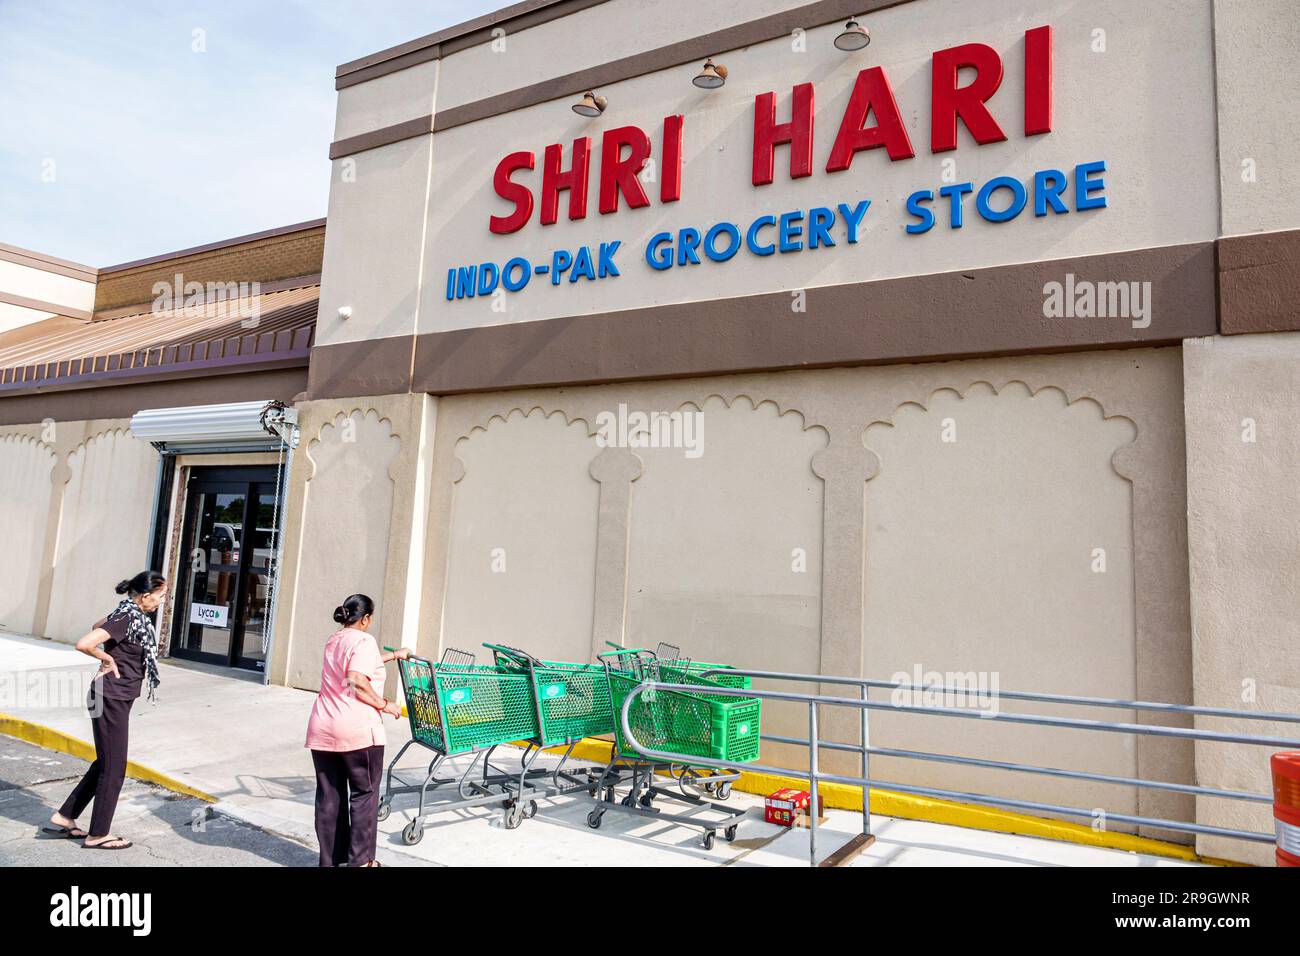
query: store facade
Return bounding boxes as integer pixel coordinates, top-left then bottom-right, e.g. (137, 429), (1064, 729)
(0, 222), (322, 676)
(255, 0), (1299, 864)
(2, 0), (1296, 865)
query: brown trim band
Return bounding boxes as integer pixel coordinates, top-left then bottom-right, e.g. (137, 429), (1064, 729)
(329, 0), (910, 157)
(329, 115), (434, 161)
(0, 367), (308, 427)
(307, 334), (415, 402)
(336, 0), (609, 88)
(306, 242), (1217, 400)
(0, 243), (98, 281)
(1218, 228), (1300, 335)
(0, 291), (92, 322)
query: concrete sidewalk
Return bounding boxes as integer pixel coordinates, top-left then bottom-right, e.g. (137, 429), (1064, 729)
(0, 631), (1200, 867)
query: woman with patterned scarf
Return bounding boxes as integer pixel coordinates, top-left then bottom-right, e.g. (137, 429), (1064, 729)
(45, 570), (167, 850)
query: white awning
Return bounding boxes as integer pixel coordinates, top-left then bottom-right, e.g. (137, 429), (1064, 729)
(129, 401), (294, 452)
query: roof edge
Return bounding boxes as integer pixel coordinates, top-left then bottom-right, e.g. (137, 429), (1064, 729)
(99, 219), (327, 276)
(335, 0), (603, 82)
(0, 242), (99, 280)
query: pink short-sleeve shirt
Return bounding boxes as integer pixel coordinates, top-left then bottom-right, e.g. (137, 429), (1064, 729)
(305, 627), (386, 752)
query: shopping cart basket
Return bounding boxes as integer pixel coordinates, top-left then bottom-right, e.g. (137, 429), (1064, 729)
(485, 643), (615, 744)
(583, 648), (756, 849)
(604, 648), (762, 764)
(379, 648), (593, 844)
(650, 641), (753, 690)
(605, 641), (752, 689)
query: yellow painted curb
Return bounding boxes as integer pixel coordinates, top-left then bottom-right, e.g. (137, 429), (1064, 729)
(0, 711), (217, 804)
(528, 737), (1242, 866)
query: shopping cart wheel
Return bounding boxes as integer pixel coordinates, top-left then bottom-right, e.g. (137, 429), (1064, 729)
(725, 825), (738, 842)
(401, 821), (424, 846)
(503, 803), (525, 829)
(620, 794), (637, 808)
(525, 800), (538, 819)
(586, 809), (603, 829)
(376, 801), (391, 823)
(716, 782), (732, 800)
(701, 829), (716, 850)
(638, 791), (654, 807)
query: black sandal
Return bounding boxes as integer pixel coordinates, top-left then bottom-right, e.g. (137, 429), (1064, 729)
(41, 825), (89, 839)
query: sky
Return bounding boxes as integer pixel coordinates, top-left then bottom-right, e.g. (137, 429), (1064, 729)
(0, 0), (501, 266)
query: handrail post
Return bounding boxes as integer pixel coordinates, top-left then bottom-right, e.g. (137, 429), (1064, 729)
(861, 682), (871, 837)
(808, 701), (820, 867)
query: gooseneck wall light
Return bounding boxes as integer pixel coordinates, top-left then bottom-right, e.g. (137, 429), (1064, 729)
(834, 19), (871, 51)
(692, 58), (728, 89)
(572, 91), (608, 116)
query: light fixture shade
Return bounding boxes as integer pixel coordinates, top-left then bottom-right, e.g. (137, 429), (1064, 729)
(572, 91), (607, 116)
(692, 59), (728, 90)
(834, 19), (871, 51)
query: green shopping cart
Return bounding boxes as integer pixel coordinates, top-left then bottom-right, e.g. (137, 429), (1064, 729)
(604, 640), (753, 690)
(379, 648), (595, 844)
(584, 647), (758, 849)
(484, 643), (615, 745)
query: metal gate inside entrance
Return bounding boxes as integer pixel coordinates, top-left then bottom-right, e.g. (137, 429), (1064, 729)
(171, 466), (281, 672)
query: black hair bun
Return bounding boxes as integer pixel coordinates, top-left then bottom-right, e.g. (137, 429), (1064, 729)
(332, 606), (347, 624)
(115, 579), (133, 594)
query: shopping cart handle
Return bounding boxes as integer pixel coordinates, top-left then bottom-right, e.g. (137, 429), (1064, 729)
(597, 647), (657, 664)
(482, 643), (541, 667)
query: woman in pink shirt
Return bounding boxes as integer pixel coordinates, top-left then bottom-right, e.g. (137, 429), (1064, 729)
(305, 593), (408, 867)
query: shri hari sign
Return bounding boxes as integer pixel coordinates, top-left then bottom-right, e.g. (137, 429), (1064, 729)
(443, 25), (1109, 303)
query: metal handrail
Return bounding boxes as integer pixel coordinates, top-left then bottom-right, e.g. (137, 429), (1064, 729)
(698, 667), (1300, 724)
(618, 677), (1299, 867)
(759, 731), (1273, 803)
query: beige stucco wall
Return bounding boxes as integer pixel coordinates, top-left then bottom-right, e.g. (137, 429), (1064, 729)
(0, 432), (56, 633)
(0, 419), (157, 643)
(269, 393), (435, 692)
(1214, 0), (1300, 236)
(45, 428), (157, 642)
(293, 345), (1184, 834)
(624, 395), (827, 766)
(445, 408), (601, 665)
(1184, 332), (1300, 866)
(863, 382), (1139, 816)
(316, 135), (433, 350)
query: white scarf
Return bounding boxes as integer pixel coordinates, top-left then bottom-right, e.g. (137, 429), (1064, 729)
(105, 598), (161, 702)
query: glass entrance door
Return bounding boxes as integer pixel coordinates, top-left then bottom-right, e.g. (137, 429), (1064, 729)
(172, 466), (281, 672)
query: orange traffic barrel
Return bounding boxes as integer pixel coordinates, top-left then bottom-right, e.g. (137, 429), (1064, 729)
(1273, 752), (1300, 867)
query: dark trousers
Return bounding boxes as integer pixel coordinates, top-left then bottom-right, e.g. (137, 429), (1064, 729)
(311, 745), (384, 867)
(59, 694), (134, 838)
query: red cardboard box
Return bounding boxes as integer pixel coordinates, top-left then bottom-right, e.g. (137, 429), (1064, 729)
(764, 788), (825, 827)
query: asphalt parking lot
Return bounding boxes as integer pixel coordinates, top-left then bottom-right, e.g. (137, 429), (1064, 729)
(0, 735), (317, 867)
